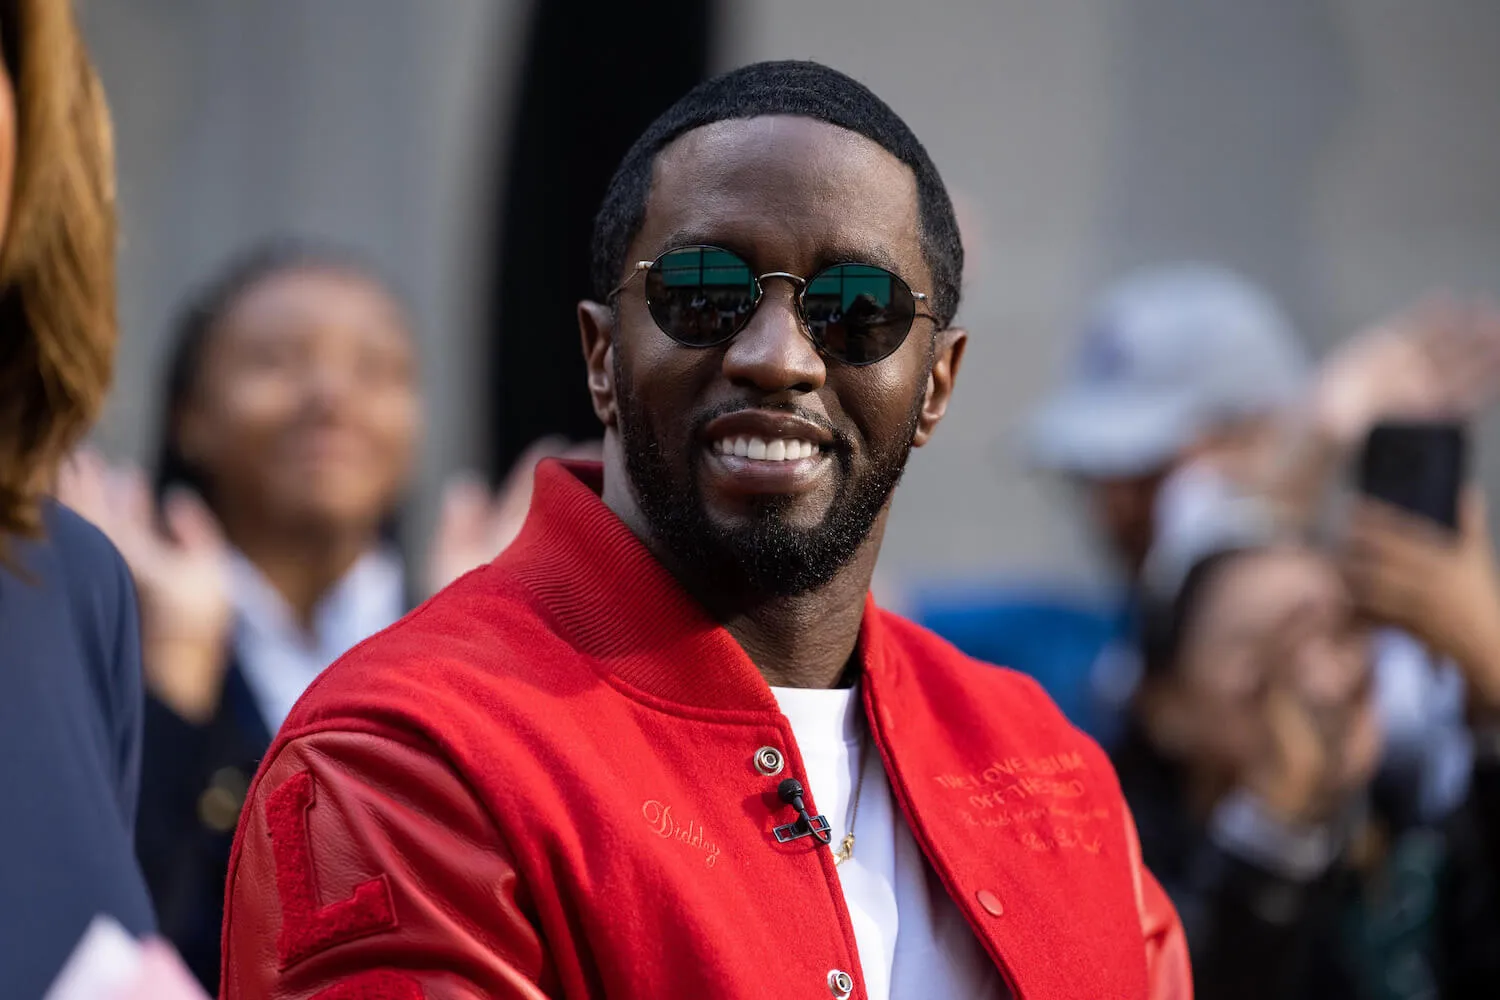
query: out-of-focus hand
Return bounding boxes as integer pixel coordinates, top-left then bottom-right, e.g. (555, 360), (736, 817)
(1226, 300), (1500, 532)
(119, 938), (211, 999)
(1312, 298), (1500, 450)
(1243, 682), (1324, 825)
(57, 450), (234, 724)
(1241, 606), (1381, 825)
(424, 437), (602, 596)
(1344, 487), (1500, 715)
(42, 916), (209, 1000)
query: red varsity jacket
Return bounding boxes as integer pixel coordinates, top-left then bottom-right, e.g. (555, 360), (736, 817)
(220, 461), (1190, 1000)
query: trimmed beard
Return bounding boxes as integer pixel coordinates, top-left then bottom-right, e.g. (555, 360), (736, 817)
(614, 352), (924, 598)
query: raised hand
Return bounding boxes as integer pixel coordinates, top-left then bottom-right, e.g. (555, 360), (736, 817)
(1313, 297), (1500, 449)
(1241, 298), (1500, 530)
(1344, 487), (1500, 716)
(57, 450), (234, 723)
(424, 438), (602, 597)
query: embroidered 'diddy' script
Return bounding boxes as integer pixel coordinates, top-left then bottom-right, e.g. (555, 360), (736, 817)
(641, 800), (722, 868)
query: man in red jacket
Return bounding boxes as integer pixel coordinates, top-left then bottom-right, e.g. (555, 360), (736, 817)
(221, 60), (1190, 999)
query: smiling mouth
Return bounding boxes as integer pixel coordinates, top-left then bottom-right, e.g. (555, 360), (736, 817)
(710, 435), (823, 462)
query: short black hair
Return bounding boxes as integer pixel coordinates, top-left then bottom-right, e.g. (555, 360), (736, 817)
(590, 60), (964, 329)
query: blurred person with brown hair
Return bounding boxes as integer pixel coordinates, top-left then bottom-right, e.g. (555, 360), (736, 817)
(1116, 496), (1500, 998)
(1120, 538), (1383, 997)
(0, 0), (161, 993)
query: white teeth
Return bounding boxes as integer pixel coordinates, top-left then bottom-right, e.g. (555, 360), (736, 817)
(711, 436), (820, 461)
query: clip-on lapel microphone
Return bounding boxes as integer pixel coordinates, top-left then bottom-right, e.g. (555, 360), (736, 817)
(774, 778), (832, 844)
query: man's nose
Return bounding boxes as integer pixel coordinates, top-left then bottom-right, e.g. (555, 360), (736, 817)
(719, 281), (827, 395)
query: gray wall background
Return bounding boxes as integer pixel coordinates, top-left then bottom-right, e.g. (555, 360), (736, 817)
(79, 0), (1500, 592)
(77, 0), (523, 552)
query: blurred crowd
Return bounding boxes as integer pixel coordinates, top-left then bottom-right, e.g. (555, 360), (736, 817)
(916, 270), (1500, 998)
(2, 3), (1499, 999)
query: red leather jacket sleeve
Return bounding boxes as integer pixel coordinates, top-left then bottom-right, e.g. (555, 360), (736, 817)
(1126, 804), (1194, 1000)
(220, 730), (554, 1000)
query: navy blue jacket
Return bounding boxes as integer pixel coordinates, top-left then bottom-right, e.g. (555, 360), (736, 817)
(0, 503), (156, 997)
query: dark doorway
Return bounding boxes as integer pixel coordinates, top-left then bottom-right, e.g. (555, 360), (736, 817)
(488, 0), (715, 479)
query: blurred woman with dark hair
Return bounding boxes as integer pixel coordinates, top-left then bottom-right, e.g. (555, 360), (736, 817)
(64, 240), (423, 989)
(1117, 528), (1500, 999)
(0, 0), (161, 992)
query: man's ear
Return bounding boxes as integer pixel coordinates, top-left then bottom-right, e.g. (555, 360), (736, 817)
(579, 300), (617, 428)
(912, 327), (967, 448)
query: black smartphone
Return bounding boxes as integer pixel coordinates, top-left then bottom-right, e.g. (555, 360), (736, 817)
(1357, 421), (1467, 529)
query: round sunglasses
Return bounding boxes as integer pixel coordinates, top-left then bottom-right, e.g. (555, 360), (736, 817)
(608, 245), (939, 366)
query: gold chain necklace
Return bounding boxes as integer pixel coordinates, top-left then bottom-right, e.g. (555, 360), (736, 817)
(832, 726), (869, 866)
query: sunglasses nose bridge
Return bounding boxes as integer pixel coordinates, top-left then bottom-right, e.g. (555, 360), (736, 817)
(756, 271), (807, 290)
(721, 278), (826, 391)
(753, 272), (816, 341)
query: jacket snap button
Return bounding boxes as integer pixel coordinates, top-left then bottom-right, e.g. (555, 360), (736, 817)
(827, 969), (854, 998)
(976, 888), (1004, 917)
(753, 746), (785, 776)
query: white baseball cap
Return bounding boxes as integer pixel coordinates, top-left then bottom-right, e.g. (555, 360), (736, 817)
(1140, 461), (1278, 606)
(1026, 264), (1309, 478)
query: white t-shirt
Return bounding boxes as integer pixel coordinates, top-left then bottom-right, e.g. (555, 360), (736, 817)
(771, 685), (1009, 1000)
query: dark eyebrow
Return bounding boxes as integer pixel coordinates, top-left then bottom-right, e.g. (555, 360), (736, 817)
(651, 231), (912, 283)
(814, 240), (905, 277)
(653, 229), (726, 257)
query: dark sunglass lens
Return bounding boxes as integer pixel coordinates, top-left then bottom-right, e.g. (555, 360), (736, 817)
(802, 264), (916, 365)
(644, 246), (757, 347)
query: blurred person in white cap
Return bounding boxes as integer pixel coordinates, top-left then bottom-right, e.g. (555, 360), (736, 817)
(916, 265), (1309, 745)
(1028, 263), (1309, 578)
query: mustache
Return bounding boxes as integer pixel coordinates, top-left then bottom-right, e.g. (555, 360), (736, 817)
(690, 400), (843, 445)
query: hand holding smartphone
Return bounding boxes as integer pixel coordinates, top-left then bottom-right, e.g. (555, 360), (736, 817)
(1357, 421), (1467, 530)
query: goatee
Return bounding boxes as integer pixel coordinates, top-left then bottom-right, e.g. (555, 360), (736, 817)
(614, 353), (922, 598)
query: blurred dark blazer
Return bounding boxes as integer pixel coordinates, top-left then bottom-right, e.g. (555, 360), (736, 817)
(136, 659), (271, 991)
(136, 554), (412, 992)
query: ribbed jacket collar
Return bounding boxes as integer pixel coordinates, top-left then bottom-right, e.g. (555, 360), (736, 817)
(499, 459), (890, 715)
